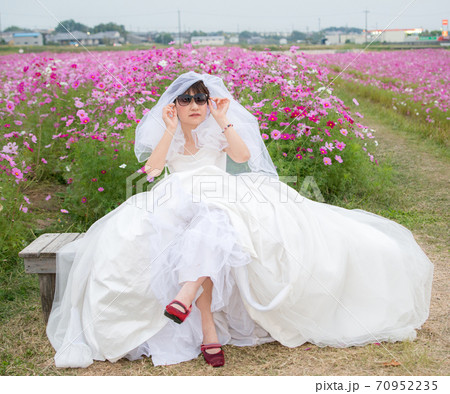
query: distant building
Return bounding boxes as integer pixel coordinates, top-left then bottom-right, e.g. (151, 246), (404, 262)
(229, 36), (239, 43)
(126, 33), (148, 44)
(89, 31), (124, 45)
(46, 30), (94, 46)
(325, 28), (424, 45)
(46, 30), (124, 46)
(279, 38), (287, 45)
(367, 28), (423, 43)
(12, 32), (43, 46)
(191, 35), (225, 45)
(325, 32), (365, 45)
(247, 36), (264, 44)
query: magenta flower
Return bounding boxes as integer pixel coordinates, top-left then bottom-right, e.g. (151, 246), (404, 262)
(12, 168), (23, 179)
(115, 106), (124, 115)
(261, 133), (269, 140)
(335, 142), (346, 151)
(81, 197), (87, 203)
(270, 130), (281, 140)
(296, 153), (303, 160)
(268, 113), (278, 121)
(98, 187), (104, 192)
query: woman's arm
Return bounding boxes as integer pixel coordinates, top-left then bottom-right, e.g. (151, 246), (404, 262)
(216, 116), (251, 163)
(144, 127), (176, 177)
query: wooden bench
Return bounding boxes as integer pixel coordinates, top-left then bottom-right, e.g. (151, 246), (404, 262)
(18, 232), (85, 324)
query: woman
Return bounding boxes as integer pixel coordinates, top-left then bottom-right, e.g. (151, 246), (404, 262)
(46, 71), (434, 369)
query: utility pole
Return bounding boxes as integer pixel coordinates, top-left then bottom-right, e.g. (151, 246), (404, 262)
(178, 10), (181, 47)
(364, 9), (369, 43)
(318, 18), (321, 33)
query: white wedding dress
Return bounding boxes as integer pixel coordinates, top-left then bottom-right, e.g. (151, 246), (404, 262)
(46, 146), (434, 368)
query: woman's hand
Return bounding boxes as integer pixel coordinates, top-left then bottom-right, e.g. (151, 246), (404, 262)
(162, 103), (178, 131)
(208, 97), (230, 121)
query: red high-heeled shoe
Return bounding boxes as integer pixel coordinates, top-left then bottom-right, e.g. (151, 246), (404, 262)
(201, 343), (225, 367)
(164, 299), (192, 324)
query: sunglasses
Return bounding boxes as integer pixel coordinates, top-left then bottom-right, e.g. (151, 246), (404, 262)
(176, 93), (209, 106)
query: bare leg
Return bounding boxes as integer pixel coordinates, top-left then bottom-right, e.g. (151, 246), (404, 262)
(195, 277), (221, 354)
(170, 275), (208, 312)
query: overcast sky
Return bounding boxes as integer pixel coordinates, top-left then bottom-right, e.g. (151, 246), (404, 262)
(1, 0), (448, 33)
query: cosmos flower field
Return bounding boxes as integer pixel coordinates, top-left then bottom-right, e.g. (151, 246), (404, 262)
(1, 44), (447, 229)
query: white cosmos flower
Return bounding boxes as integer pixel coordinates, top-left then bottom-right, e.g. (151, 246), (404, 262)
(119, 164), (127, 168)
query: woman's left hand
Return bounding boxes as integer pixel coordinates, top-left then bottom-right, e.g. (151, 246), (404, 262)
(208, 97), (230, 121)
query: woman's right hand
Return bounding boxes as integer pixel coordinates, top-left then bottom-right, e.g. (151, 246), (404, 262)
(162, 103), (178, 131)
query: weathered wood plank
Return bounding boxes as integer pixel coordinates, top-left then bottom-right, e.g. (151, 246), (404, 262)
(39, 273), (56, 324)
(24, 257), (58, 274)
(38, 232), (81, 257)
(18, 233), (60, 258)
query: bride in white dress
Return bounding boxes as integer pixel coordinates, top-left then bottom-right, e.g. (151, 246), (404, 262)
(46, 71), (434, 369)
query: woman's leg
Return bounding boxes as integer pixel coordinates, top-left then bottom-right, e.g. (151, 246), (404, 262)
(195, 277), (221, 354)
(170, 275), (208, 312)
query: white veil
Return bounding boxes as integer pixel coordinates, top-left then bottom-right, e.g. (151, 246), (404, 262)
(134, 71), (279, 178)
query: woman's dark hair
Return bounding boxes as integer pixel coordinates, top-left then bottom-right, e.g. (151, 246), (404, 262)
(172, 80), (210, 104)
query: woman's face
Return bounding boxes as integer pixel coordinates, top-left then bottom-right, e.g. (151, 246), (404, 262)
(175, 89), (209, 129)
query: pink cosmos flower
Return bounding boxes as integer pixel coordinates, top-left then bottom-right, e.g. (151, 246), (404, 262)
(261, 133), (269, 140)
(60, 209), (69, 213)
(12, 168), (23, 179)
(270, 130), (281, 140)
(352, 98), (359, 106)
(335, 155), (343, 163)
(98, 187), (104, 192)
(45, 195), (51, 201)
(323, 157), (332, 165)
(115, 106), (124, 115)
(335, 142), (346, 151)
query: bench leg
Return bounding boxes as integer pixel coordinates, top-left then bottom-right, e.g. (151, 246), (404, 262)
(38, 273), (55, 325)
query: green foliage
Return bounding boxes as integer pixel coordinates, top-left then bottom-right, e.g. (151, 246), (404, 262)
(61, 135), (161, 229)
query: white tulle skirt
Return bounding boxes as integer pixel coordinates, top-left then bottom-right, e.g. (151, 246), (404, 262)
(46, 165), (434, 368)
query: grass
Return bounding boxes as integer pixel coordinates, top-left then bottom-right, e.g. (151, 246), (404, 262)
(1, 79), (449, 375)
(331, 78), (450, 150)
